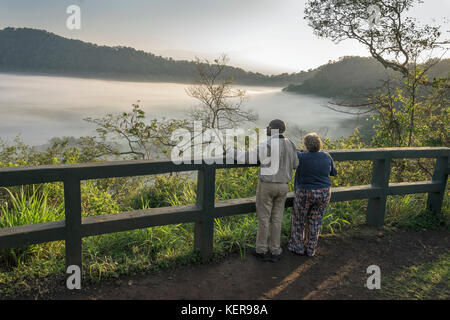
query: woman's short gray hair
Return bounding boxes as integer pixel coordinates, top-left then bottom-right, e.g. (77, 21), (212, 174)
(304, 132), (322, 152)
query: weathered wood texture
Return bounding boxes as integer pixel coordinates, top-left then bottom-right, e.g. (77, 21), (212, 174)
(64, 177), (82, 269)
(366, 158), (391, 227)
(426, 156), (449, 215)
(194, 167), (216, 260)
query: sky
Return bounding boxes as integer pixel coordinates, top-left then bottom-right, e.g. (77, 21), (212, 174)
(0, 0), (448, 74)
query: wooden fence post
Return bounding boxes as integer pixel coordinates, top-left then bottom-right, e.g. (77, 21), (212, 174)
(367, 157), (391, 227)
(426, 156), (449, 215)
(194, 166), (216, 261)
(64, 177), (82, 271)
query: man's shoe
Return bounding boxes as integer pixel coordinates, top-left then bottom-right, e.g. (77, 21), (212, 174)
(250, 247), (270, 261)
(268, 253), (282, 263)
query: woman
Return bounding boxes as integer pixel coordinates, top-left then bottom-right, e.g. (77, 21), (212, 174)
(287, 133), (337, 257)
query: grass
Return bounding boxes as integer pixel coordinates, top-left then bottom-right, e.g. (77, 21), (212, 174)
(82, 224), (198, 282)
(0, 186), (64, 228)
(385, 193), (450, 231)
(0, 186), (65, 270)
(378, 250), (450, 300)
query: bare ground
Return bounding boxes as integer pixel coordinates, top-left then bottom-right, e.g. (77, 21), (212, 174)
(11, 226), (450, 300)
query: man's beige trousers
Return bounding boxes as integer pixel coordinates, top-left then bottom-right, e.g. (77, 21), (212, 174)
(255, 180), (289, 255)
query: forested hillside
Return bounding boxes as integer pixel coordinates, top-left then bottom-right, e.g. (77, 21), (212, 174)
(0, 27), (313, 86)
(284, 56), (450, 98)
(2, 28), (448, 96)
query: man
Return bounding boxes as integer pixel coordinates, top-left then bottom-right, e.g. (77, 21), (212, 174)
(232, 119), (299, 262)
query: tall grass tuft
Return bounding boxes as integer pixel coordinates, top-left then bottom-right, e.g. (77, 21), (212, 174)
(0, 186), (64, 228)
(0, 185), (64, 268)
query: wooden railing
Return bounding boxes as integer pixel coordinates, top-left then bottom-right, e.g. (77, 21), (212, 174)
(0, 147), (448, 272)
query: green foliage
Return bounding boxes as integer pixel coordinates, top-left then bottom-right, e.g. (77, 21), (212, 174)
(0, 185), (65, 269)
(215, 167), (259, 200)
(127, 174), (196, 209)
(214, 215), (258, 258)
(378, 250), (450, 300)
(370, 69), (449, 149)
(285, 57), (450, 99)
(81, 181), (120, 216)
(385, 194), (450, 231)
(82, 224), (197, 282)
(321, 201), (367, 233)
(84, 103), (189, 160)
(323, 130), (373, 187)
(0, 186), (64, 228)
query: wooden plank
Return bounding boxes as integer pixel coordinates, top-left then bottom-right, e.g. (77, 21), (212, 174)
(194, 167), (216, 261)
(214, 197), (257, 217)
(366, 158), (391, 228)
(0, 168), (65, 187)
(0, 160), (255, 188)
(81, 205), (200, 237)
(289, 186), (383, 204)
(213, 185), (383, 218)
(330, 185), (383, 202)
(386, 148), (450, 159)
(0, 148), (448, 187)
(64, 177), (82, 270)
(0, 221), (65, 249)
(388, 181), (442, 195)
(329, 148), (450, 161)
(427, 156), (449, 215)
(0, 161), (200, 187)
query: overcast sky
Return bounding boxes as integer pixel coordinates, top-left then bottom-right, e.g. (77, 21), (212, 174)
(1, 0), (448, 74)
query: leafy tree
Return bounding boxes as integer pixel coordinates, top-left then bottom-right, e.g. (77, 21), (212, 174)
(186, 55), (258, 131)
(304, 0), (450, 180)
(84, 102), (189, 160)
(369, 70), (449, 149)
(304, 0), (449, 87)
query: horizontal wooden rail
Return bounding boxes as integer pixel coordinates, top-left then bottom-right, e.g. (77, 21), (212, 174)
(0, 147), (448, 274)
(0, 221), (65, 249)
(387, 181), (442, 195)
(82, 205), (200, 238)
(0, 147), (448, 187)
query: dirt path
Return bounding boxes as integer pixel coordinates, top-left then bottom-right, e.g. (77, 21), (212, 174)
(17, 226), (450, 300)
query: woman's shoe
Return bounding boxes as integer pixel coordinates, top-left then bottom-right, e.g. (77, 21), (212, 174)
(287, 245), (305, 256)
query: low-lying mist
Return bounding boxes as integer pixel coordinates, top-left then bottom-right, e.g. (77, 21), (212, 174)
(0, 73), (358, 147)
